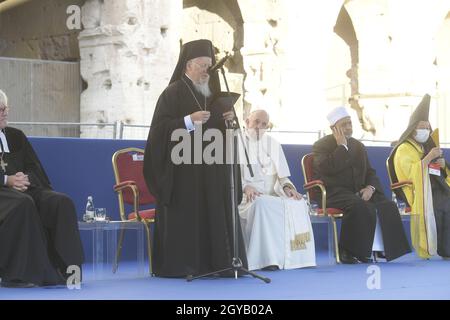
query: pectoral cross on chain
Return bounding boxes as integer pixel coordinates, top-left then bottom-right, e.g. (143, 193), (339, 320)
(0, 159), (7, 171)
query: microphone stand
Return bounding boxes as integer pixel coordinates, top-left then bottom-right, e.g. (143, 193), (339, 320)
(187, 65), (270, 284)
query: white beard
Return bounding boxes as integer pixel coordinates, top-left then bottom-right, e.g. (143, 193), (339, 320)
(246, 128), (264, 141)
(193, 82), (212, 98)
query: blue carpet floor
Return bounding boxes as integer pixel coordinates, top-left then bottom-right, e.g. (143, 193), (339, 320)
(1, 251), (450, 300)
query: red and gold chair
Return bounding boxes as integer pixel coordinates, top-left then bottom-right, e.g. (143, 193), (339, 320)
(112, 147), (155, 275)
(301, 153), (344, 264)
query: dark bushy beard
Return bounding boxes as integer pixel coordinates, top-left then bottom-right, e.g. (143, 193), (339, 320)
(193, 81), (212, 98)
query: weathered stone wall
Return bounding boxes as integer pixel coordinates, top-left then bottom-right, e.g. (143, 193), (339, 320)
(0, 0), (83, 135)
(0, 0), (84, 61)
(79, 0), (182, 138)
(1, 0), (450, 143)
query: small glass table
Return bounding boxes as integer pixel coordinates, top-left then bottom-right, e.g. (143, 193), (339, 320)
(78, 221), (145, 280)
(310, 214), (338, 265)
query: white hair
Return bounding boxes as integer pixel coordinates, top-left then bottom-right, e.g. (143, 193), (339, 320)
(0, 89), (7, 107)
(247, 109), (269, 120)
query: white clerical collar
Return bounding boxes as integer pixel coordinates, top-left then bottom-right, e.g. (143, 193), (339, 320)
(0, 129), (10, 153)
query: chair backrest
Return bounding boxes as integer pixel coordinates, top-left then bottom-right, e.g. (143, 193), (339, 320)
(301, 153), (318, 202)
(112, 147), (156, 206)
(386, 152), (409, 205)
(385, 155), (395, 186)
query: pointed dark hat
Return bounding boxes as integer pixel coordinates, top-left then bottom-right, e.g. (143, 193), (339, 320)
(395, 94), (431, 147)
(183, 39), (213, 61)
(168, 39), (220, 94)
(407, 94), (430, 129)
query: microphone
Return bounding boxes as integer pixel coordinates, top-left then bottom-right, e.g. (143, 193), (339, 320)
(208, 54), (230, 75)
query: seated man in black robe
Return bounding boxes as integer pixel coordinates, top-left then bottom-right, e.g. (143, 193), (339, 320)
(143, 39), (248, 278)
(0, 89), (84, 287)
(312, 106), (411, 263)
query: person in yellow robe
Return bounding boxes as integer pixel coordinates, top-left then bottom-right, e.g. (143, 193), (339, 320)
(389, 94), (450, 259)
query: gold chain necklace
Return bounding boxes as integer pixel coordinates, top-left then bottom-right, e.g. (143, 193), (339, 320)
(181, 77), (207, 111)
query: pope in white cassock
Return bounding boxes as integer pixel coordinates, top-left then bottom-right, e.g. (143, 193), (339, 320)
(238, 110), (316, 271)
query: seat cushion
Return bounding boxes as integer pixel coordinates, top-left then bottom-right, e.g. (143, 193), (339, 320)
(128, 209), (156, 220)
(318, 208), (344, 216)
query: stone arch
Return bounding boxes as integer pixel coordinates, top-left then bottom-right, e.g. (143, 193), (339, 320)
(333, 1), (450, 142)
(182, 0), (245, 116)
(183, 0), (243, 67)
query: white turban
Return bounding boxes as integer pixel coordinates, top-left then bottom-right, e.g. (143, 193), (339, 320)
(326, 106), (350, 126)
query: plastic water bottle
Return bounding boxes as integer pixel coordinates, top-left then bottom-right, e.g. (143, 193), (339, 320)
(84, 196), (95, 222)
(397, 200), (406, 215)
(391, 193), (397, 205)
(392, 193), (406, 215)
(303, 194), (318, 216)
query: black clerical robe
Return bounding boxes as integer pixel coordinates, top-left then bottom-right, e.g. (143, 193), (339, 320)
(431, 172), (450, 257)
(143, 75), (247, 277)
(423, 142), (450, 257)
(0, 127), (84, 285)
(312, 135), (411, 261)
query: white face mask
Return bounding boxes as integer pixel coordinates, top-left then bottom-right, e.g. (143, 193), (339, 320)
(414, 129), (430, 143)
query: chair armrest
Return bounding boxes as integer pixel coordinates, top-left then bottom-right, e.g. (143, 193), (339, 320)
(391, 181), (413, 190)
(303, 179), (325, 189)
(114, 180), (137, 192)
(113, 182), (142, 221)
(303, 180), (334, 216)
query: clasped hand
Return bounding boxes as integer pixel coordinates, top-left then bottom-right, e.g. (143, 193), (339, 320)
(7, 172), (30, 192)
(426, 147), (445, 168)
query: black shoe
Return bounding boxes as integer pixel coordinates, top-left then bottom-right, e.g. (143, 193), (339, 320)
(1, 280), (37, 288)
(261, 265), (279, 271)
(373, 251), (386, 262)
(357, 256), (374, 263)
(339, 249), (359, 264)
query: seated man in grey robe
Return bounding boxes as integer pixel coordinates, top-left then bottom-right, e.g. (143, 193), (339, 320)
(238, 110), (316, 271)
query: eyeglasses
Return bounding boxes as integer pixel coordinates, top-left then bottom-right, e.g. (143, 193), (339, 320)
(192, 61), (212, 71)
(0, 106), (9, 114)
